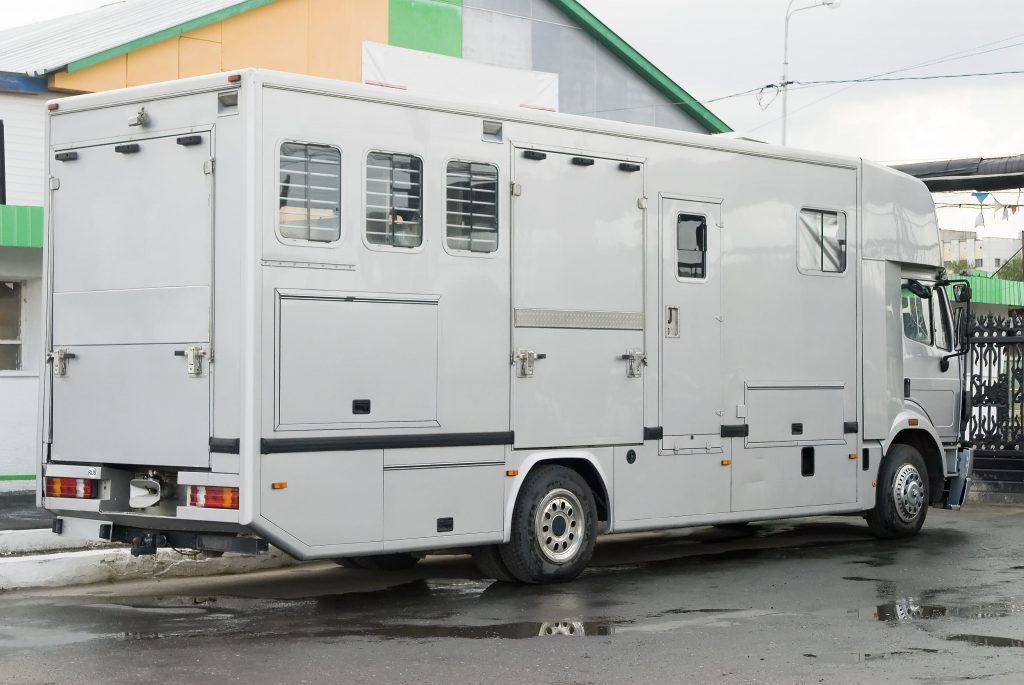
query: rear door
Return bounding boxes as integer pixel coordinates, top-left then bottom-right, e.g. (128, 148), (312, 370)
(48, 132), (214, 468)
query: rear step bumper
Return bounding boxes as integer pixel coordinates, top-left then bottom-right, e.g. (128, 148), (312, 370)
(51, 518), (269, 556)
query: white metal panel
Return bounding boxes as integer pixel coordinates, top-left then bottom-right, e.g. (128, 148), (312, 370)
(276, 295), (438, 427)
(52, 287), (209, 346)
(50, 343), (210, 468)
(746, 385), (845, 444)
(862, 161), (942, 267)
(260, 451), (383, 547)
(51, 133), (212, 294)
(0, 92), (47, 206)
(613, 445), (730, 522)
(513, 328), (644, 447)
(512, 150), (644, 448)
(383, 465), (503, 540)
(728, 443), (857, 511)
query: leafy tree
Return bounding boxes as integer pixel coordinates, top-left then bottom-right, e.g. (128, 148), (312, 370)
(995, 256), (1024, 282)
(944, 259), (973, 276)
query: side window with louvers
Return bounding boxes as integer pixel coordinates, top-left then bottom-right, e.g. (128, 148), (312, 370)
(446, 161), (498, 254)
(365, 152), (423, 248)
(278, 142), (341, 243)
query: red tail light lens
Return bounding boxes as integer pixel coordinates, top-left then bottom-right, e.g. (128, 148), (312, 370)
(45, 477), (97, 499)
(187, 486), (239, 510)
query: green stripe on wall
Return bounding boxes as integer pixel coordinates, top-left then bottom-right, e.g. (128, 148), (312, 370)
(389, 0), (463, 58)
(0, 205), (43, 248)
(0, 474), (36, 481)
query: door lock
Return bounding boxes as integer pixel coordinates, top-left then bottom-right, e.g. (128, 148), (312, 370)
(174, 345), (207, 377)
(48, 348), (77, 377)
(513, 349), (546, 377)
(620, 349), (646, 378)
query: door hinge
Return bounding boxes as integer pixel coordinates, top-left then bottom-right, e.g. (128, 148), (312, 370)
(174, 345), (208, 376)
(638, 196), (648, 210)
(620, 349), (646, 378)
(511, 182), (522, 197)
(49, 176), (60, 190)
(513, 349), (546, 377)
(47, 348), (76, 377)
(203, 158), (215, 175)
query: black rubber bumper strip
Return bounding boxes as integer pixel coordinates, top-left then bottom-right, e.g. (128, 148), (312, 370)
(643, 426), (664, 441)
(209, 438), (240, 454)
(844, 421), (859, 434)
(260, 431), (514, 455)
(721, 424), (749, 438)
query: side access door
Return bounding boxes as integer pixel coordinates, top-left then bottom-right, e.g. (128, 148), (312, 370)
(511, 149), (645, 449)
(47, 133), (214, 468)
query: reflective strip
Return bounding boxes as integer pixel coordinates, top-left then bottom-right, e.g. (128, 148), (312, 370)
(514, 308), (644, 330)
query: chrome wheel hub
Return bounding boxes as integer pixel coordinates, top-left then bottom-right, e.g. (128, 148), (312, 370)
(535, 488), (584, 563)
(893, 463), (925, 523)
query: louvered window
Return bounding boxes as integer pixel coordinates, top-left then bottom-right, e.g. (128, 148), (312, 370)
(278, 142), (341, 242)
(446, 161), (498, 253)
(366, 152), (423, 248)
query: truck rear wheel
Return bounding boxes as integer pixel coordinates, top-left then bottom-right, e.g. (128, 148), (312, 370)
(499, 465), (597, 584)
(867, 444), (930, 539)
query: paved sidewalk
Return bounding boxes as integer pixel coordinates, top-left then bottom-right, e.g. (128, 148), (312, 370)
(0, 492), (53, 531)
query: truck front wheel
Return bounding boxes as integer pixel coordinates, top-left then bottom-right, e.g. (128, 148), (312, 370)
(867, 444), (930, 539)
(499, 465), (598, 584)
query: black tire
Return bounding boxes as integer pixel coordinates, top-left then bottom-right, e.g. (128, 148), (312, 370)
(471, 545), (518, 583)
(866, 444), (930, 539)
(499, 465), (598, 584)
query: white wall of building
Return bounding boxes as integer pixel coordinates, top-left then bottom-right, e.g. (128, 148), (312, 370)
(1, 91), (47, 206)
(0, 248), (42, 492)
(942, 230), (1022, 273)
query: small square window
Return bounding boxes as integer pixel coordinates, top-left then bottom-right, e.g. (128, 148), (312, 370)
(366, 152), (423, 248)
(278, 142), (341, 243)
(446, 161), (498, 253)
(799, 209), (846, 274)
(676, 213), (707, 279)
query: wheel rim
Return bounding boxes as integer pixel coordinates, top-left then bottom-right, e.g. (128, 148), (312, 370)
(893, 463), (926, 523)
(534, 488), (585, 563)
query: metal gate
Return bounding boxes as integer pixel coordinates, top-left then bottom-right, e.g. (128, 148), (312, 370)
(967, 314), (1024, 490)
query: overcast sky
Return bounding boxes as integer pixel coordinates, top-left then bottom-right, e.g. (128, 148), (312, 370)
(4, 0), (1023, 238)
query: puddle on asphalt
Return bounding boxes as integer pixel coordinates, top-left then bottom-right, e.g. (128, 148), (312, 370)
(803, 647), (940, 664)
(946, 634), (1024, 648)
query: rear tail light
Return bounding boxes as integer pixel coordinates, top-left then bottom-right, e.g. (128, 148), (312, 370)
(187, 486), (239, 510)
(45, 477), (97, 499)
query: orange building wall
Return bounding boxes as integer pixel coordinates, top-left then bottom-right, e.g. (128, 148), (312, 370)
(49, 0), (388, 93)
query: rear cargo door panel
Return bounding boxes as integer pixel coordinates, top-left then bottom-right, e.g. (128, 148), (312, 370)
(49, 133), (213, 468)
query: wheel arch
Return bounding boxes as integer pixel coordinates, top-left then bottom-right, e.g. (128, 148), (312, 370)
(884, 413), (945, 505)
(502, 451), (611, 544)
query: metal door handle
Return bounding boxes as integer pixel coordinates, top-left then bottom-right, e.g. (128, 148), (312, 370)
(620, 349), (646, 378)
(514, 350), (545, 377)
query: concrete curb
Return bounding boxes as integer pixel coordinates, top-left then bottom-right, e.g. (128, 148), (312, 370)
(0, 530), (299, 591)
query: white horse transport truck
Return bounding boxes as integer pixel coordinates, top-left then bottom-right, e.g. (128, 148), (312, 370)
(39, 70), (972, 583)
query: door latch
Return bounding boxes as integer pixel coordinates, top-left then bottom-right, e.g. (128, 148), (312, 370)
(48, 348), (77, 377)
(174, 345), (207, 377)
(666, 306), (679, 338)
(513, 349), (546, 377)
(620, 349), (646, 378)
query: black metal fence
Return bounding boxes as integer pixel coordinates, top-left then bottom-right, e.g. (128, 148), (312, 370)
(968, 314), (1024, 490)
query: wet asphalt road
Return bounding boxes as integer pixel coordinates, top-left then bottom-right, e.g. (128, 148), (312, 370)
(3, 505), (1024, 684)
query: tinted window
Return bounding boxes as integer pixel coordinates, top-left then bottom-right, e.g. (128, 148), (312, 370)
(677, 213), (707, 279)
(799, 209), (846, 273)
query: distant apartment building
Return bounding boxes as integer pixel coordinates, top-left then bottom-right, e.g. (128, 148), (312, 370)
(941, 230), (1021, 273)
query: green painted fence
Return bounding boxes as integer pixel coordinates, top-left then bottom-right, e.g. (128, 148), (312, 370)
(0, 205), (43, 249)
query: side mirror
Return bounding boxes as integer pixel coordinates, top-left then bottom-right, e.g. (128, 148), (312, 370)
(953, 282), (972, 303)
(906, 279), (932, 299)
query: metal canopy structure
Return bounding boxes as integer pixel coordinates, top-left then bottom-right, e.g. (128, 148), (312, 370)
(893, 154), (1024, 192)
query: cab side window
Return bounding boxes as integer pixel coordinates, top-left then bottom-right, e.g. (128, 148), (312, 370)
(901, 288), (932, 345)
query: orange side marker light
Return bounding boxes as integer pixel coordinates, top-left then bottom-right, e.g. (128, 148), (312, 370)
(908, 418), (919, 426)
(506, 470), (519, 477)
(271, 482), (287, 490)
(721, 459), (732, 466)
